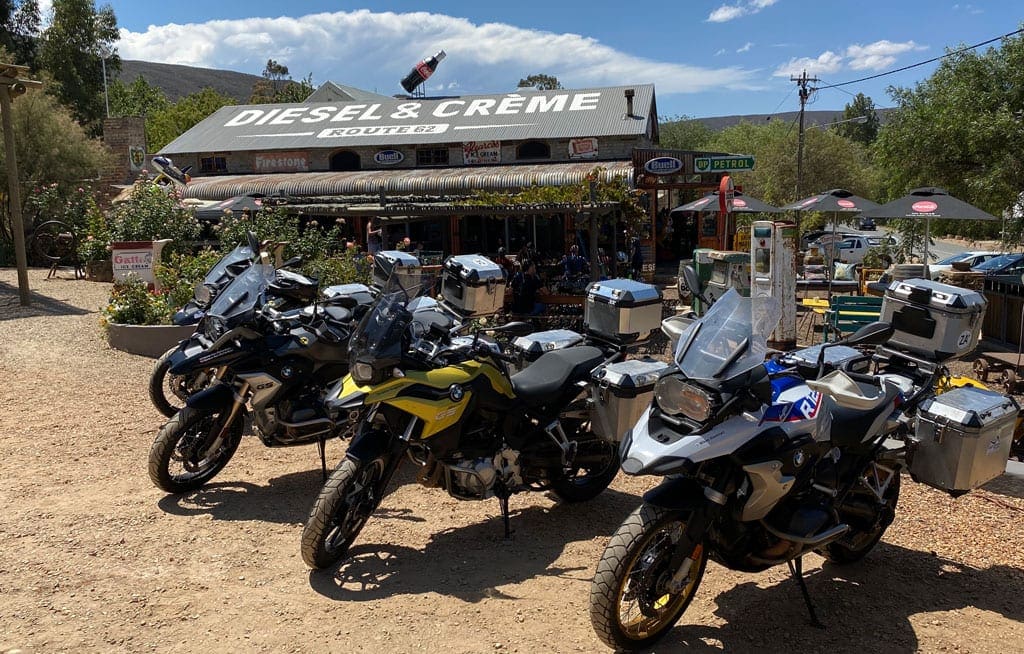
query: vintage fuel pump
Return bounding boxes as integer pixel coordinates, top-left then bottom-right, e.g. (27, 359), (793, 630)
(751, 220), (797, 349)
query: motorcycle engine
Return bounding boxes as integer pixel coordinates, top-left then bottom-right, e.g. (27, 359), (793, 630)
(447, 448), (523, 500)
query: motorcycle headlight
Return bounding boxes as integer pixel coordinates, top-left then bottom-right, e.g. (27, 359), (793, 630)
(194, 282), (212, 306)
(655, 376), (715, 422)
(351, 362), (376, 385)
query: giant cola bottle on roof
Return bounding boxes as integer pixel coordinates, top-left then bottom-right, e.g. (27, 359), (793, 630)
(401, 50), (447, 93)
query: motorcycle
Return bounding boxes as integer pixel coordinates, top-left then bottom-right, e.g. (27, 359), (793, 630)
(299, 283), (623, 569)
(588, 289), (922, 650)
(149, 233), (262, 417)
(147, 263), (370, 493)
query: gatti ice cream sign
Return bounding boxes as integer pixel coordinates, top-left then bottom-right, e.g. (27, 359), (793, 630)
(223, 92), (603, 139)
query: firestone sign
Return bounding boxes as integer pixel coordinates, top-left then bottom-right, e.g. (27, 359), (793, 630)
(221, 92), (604, 140)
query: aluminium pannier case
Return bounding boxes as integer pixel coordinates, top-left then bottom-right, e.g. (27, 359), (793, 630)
(372, 250), (422, 292)
(584, 279), (662, 344)
(441, 254), (506, 317)
(880, 278), (986, 361)
(910, 386), (1019, 493)
(512, 329), (584, 364)
(590, 358), (670, 442)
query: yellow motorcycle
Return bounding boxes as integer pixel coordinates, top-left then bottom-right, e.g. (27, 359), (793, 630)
(300, 290), (621, 569)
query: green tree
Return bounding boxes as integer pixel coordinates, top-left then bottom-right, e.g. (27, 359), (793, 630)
(517, 73), (563, 90)
(249, 60), (314, 104)
(147, 87), (235, 151)
(0, 88), (110, 255)
(873, 30), (1024, 244)
(835, 93), (880, 145)
(38, 0), (120, 128)
(700, 119), (879, 233)
(0, 0), (41, 67)
(658, 115), (712, 150)
(108, 75), (171, 150)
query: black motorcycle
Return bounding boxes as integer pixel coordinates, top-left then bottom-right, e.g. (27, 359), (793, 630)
(147, 263), (369, 493)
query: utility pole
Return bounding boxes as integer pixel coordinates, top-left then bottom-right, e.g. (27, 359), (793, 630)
(791, 70), (819, 201)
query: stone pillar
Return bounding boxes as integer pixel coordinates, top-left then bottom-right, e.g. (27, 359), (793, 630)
(99, 116), (147, 204)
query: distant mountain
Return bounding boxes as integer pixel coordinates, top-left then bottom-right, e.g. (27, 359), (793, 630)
(694, 108), (895, 132)
(115, 60), (262, 103)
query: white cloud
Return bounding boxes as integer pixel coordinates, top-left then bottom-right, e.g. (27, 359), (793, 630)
(715, 48), (728, 56)
(117, 10), (763, 95)
(845, 40), (926, 70)
(772, 51), (844, 77)
(707, 0), (779, 23)
(737, 42), (754, 53)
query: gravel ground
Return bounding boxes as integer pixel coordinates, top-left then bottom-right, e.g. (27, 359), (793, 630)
(1, 267), (1022, 654)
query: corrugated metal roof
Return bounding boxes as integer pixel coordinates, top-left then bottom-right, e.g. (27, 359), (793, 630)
(159, 84), (655, 155)
(180, 161), (634, 201)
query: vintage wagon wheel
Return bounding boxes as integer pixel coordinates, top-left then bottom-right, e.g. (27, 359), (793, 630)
(1000, 369), (1018, 395)
(972, 358), (990, 382)
(32, 220), (79, 264)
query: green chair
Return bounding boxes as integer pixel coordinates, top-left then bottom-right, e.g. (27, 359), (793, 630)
(823, 295), (883, 342)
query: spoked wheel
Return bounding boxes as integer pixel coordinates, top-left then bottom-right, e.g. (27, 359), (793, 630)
(149, 347), (216, 418)
(590, 504), (707, 651)
(549, 429), (620, 503)
(301, 456), (391, 569)
(32, 220), (77, 264)
(823, 470), (901, 564)
(148, 406), (243, 493)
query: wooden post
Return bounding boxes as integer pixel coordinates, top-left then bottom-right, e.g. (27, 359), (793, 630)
(0, 84), (30, 306)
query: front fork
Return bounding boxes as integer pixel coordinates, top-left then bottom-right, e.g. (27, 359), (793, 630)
(664, 486), (728, 593)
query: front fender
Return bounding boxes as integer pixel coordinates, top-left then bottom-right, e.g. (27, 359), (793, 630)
(185, 382), (237, 412)
(345, 428), (398, 464)
(642, 476), (705, 512)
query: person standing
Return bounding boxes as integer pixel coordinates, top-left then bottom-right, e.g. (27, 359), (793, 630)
(511, 261), (546, 315)
(630, 238), (643, 280)
(367, 217), (383, 254)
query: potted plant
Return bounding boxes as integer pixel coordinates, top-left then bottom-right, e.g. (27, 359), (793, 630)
(101, 275), (196, 358)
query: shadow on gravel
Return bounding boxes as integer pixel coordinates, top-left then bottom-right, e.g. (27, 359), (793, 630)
(655, 542), (1024, 653)
(155, 460), (425, 525)
(308, 486), (641, 603)
(0, 280), (90, 321)
(981, 470), (1024, 500)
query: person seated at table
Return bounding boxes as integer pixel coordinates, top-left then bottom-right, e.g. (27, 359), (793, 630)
(510, 261), (546, 315)
(560, 244), (589, 279)
(494, 247), (515, 277)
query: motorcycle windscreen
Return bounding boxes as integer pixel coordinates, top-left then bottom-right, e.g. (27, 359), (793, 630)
(349, 291), (411, 363)
(674, 288), (781, 381)
(206, 263), (275, 323)
(204, 244), (256, 287)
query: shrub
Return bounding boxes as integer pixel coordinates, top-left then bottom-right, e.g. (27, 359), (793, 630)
(154, 249), (223, 310)
(106, 181), (201, 255)
(100, 276), (174, 326)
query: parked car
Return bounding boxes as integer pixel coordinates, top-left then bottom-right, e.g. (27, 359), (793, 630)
(858, 216), (876, 230)
(973, 252), (1024, 284)
(928, 251), (1003, 280)
(866, 235), (898, 248)
(805, 231), (857, 251)
(818, 234), (891, 266)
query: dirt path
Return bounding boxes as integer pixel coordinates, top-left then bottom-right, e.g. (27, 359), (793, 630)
(1, 268), (1022, 654)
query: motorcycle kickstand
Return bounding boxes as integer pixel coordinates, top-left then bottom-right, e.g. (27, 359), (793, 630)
(788, 556), (825, 629)
(498, 494), (514, 543)
(317, 436), (328, 482)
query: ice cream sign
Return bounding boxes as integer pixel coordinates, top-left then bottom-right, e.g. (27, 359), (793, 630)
(110, 239), (172, 288)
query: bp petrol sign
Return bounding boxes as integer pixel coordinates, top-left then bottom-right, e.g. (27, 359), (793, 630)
(694, 155), (755, 173)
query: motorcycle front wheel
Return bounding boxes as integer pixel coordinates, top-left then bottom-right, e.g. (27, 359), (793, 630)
(147, 406), (243, 493)
(149, 346), (215, 418)
(590, 504), (707, 651)
(301, 456), (391, 569)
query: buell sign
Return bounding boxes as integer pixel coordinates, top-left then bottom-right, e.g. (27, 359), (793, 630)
(643, 157), (683, 175)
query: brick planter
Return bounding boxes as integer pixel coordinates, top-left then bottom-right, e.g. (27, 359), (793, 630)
(106, 323), (196, 358)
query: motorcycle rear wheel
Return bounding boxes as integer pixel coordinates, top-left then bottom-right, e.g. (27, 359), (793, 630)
(301, 456), (390, 569)
(549, 434), (619, 503)
(148, 406), (243, 493)
(149, 346), (214, 418)
(590, 504), (707, 651)
(822, 472), (901, 564)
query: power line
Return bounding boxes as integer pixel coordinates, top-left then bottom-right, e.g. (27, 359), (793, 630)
(815, 26), (1024, 91)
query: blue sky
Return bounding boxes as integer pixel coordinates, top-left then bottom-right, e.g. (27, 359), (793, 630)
(81, 0), (1019, 118)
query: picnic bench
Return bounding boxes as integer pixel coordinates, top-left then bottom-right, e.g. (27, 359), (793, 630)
(823, 295), (883, 342)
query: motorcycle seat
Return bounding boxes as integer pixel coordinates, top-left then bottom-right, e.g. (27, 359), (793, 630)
(323, 305), (352, 324)
(809, 371), (901, 447)
(510, 346), (605, 407)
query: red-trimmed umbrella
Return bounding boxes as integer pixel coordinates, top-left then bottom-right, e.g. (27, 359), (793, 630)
(858, 187), (999, 265)
(670, 190), (783, 215)
(779, 188), (880, 213)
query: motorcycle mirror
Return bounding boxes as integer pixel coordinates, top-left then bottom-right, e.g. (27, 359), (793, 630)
(680, 265), (701, 298)
(246, 231), (260, 254)
(281, 255), (303, 269)
(842, 321), (894, 347)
